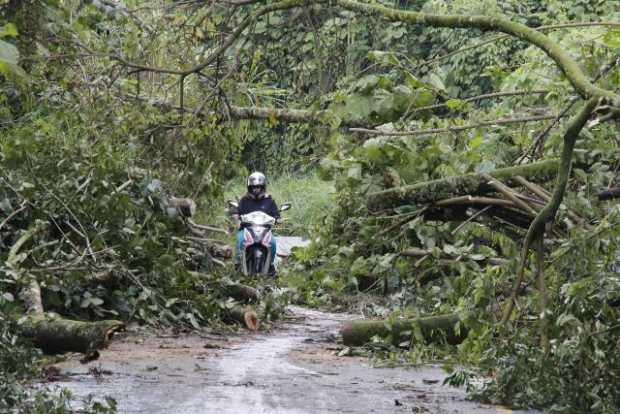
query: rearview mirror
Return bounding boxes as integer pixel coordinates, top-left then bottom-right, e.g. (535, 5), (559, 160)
(280, 203), (292, 212)
(227, 200), (239, 209)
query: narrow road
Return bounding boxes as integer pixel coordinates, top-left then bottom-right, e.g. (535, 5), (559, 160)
(54, 307), (535, 413)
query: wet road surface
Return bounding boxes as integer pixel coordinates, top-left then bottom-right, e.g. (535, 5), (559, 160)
(53, 306), (536, 413)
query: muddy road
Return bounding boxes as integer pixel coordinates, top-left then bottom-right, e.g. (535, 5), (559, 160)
(54, 306), (534, 413)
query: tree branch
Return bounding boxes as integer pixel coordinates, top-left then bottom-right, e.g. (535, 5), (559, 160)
(349, 114), (565, 137)
(119, 93), (371, 127)
(416, 22), (620, 70)
(336, 0), (620, 103)
(501, 97), (598, 324)
(112, 0), (310, 77)
(408, 89), (549, 115)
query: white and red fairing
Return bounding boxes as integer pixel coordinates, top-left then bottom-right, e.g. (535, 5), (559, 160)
(241, 211), (275, 247)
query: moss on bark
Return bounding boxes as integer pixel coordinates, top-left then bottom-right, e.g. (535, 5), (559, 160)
(368, 159), (559, 211)
(340, 314), (466, 347)
(20, 314), (124, 354)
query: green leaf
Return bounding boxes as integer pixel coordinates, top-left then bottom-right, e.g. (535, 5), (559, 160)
(446, 99), (465, 110)
(354, 75), (379, 93)
(469, 134), (484, 149)
(344, 94), (372, 119)
(0, 23), (18, 38)
(347, 164), (362, 181)
(426, 72), (446, 92)
(602, 30), (620, 49)
(0, 39), (19, 66)
(475, 160), (496, 173)
(90, 297), (104, 306)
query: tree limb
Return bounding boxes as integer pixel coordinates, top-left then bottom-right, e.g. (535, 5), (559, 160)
(408, 89), (549, 115)
(112, 0), (311, 77)
(349, 114), (565, 136)
(416, 22), (620, 70)
(120, 93), (372, 127)
(368, 159), (560, 211)
(481, 173), (538, 217)
(501, 98), (598, 324)
(336, 0), (620, 103)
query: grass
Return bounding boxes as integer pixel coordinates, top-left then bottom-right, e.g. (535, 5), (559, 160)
(223, 173), (334, 238)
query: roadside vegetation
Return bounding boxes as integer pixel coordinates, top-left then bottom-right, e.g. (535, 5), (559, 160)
(1, 0), (620, 412)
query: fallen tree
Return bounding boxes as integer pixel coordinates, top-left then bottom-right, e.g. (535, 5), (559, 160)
(220, 282), (261, 304)
(224, 305), (260, 331)
(368, 159), (559, 211)
(340, 314), (466, 347)
(7, 226), (124, 355)
(20, 313), (124, 354)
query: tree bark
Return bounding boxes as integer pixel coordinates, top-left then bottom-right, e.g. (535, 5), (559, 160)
(225, 305), (260, 331)
(20, 314), (124, 354)
(221, 282), (261, 304)
(340, 314), (466, 347)
(368, 159), (559, 211)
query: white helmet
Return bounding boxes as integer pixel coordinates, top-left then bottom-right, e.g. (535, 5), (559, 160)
(247, 172), (267, 194)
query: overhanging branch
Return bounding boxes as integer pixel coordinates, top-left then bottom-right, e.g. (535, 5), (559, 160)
(408, 89), (549, 115)
(336, 0), (620, 103)
(349, 114), (564, 137)
(416, 22), (620, 70)
(120, 93), (371, 127)
(112, 0), (311, 77)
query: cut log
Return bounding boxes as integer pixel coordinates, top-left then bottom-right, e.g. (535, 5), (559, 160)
(221, 282), (261, 304)
(225, 306), (260, 331)
(8, 224), (125, 356)
(20, 314), (124, 354)
(340, 314), (466, 347)
(367, 159), (559, 211)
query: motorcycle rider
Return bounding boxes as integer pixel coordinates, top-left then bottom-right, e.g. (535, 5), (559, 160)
(233, 172), (280, 275)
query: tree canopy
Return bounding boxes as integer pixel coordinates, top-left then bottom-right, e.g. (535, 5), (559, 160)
(1, 0), (620, 412)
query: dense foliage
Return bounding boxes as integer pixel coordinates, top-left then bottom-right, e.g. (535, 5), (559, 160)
(1, 0), (620, 412)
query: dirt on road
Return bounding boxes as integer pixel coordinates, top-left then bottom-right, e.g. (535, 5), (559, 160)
(51, 306), (535, 414)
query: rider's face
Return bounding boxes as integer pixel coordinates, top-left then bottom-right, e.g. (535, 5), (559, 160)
(250, 186), (262, 196)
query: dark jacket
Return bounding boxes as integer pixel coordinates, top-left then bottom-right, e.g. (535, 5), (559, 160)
(238, 193), (280, 222)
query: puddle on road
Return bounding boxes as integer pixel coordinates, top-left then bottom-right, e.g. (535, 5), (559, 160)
(53, 306), (536, 414)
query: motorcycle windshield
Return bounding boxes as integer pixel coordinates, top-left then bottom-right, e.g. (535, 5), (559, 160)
(241, 211), (276, 226)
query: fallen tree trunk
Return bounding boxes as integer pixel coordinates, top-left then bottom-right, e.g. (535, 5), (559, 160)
(20, 314), (124, 354)
(340, 314), (466, 347)
(10, 227), (124, 355)
(368, 159), (559, 211)
(221, 282), (261, 304)
(224, 305), (260, 331)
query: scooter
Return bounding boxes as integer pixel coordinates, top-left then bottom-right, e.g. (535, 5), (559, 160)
(228, 200), (291, 276)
